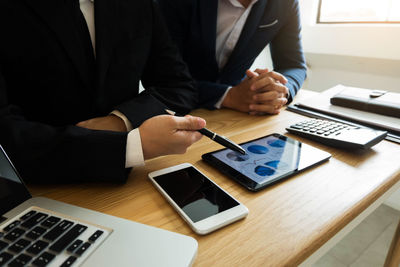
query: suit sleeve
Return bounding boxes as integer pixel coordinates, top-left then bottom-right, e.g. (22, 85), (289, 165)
(196, 81), (231, 110)
(157, 0), (229, 110)
(0, 65), (130, 184)
(269, 0), (307, 103)
(116, 0), (198, 126)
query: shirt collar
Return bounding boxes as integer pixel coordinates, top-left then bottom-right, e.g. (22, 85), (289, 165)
(227, 0), (258, 9)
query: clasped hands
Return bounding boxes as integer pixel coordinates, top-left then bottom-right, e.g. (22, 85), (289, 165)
(222, 68), (289, 115)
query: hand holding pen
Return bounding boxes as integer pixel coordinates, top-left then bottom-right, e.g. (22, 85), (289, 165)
(139, 115), (206, 160)
(198, 128), (246, 155)
(165, 110), (246, 155)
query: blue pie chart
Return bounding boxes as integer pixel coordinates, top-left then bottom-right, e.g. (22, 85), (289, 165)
(254, 166), (276, 176)
(226, 151), (250, 162)
(267, 139), (286, 148)
(247, 145), (269, 154)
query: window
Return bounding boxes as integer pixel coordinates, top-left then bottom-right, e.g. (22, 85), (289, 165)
(318, 0), (400, 23)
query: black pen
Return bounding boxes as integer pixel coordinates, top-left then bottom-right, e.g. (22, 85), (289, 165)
(164, 110), (246, 154)
(198, 128), (246, 155)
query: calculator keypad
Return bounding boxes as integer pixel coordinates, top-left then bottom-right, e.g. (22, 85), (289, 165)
(289, 119), (356, 137)
(286, 118), (387, 149)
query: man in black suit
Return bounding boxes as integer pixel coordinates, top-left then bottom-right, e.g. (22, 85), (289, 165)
(0, 0), (205, 183)
(158, 0), (307, 114)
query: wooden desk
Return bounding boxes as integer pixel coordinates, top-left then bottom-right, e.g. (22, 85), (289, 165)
(29, 90), (400, 266)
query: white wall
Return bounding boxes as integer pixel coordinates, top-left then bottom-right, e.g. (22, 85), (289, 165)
(299, 0), (400, 93)
(304, 53), (400, 92)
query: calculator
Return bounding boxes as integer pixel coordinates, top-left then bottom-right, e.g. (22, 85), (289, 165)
(286, 118), (387, 149)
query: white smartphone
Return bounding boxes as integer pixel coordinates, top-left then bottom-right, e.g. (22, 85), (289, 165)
(148, 163), (249, 235)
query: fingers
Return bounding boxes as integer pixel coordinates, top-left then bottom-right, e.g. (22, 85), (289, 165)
(254, 69), (287, 84)
(249, 97), (288, 114)
(250, 76), (275, 91)
(252, 90), (287, 103)
(251, 79), (289, 96)
(174, 115), (206, 131)
(265, 71), (288, 84)
(254, 68), (269, 75)
(249, 70), (288, 92)
(178, 129), (203, 147)
(139, 115), (206, 159)
(172, 117), (204, 154)
(245, 69), (259, 79)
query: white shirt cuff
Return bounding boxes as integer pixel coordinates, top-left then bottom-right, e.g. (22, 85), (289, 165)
(110, 110), (133, 131)
(214, 86), (232, 109)
(125, 128), (145, 168)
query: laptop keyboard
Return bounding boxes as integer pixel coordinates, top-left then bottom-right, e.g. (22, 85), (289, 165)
(0, 207), (111, 266)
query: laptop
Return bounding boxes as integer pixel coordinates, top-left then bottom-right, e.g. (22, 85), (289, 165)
(0, 145), (197, 267)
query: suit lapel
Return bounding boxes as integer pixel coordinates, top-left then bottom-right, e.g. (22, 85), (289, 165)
(24, 0), (91, 88)
(221, 0), (268, 75)
(199, 0), (219, 68)
(94, 0), (116, 95)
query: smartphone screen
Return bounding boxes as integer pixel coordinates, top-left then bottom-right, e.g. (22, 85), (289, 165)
(153, 167), (239, 223)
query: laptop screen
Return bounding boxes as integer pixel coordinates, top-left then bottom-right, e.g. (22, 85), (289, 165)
(0, 146), (31, 216)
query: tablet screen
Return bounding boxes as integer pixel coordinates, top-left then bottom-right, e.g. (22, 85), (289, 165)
(202, 134), (331, 191)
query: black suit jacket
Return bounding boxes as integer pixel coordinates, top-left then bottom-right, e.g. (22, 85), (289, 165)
(0, 0), (198, 183)
(158, 0), (307, 109)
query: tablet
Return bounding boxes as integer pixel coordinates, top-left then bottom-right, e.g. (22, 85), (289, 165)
(202, 133), (331, 191)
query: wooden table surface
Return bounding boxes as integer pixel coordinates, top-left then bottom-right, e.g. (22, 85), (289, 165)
(28, 90), (400, 266)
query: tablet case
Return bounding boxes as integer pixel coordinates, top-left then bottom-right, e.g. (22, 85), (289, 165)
(330, 87), (400, 118)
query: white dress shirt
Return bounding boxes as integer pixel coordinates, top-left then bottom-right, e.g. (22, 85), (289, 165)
(214, 0), (258, 108)
(80, 0), (145, 168)
(216, 0), (258, 69)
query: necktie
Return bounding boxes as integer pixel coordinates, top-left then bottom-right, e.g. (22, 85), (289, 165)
(71, 0), (95, 83)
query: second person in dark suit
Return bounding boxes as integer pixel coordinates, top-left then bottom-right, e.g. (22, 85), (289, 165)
(158, 0), (307, 115)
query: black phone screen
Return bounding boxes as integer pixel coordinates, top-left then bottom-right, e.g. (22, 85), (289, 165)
(153, 167), (239, 223)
